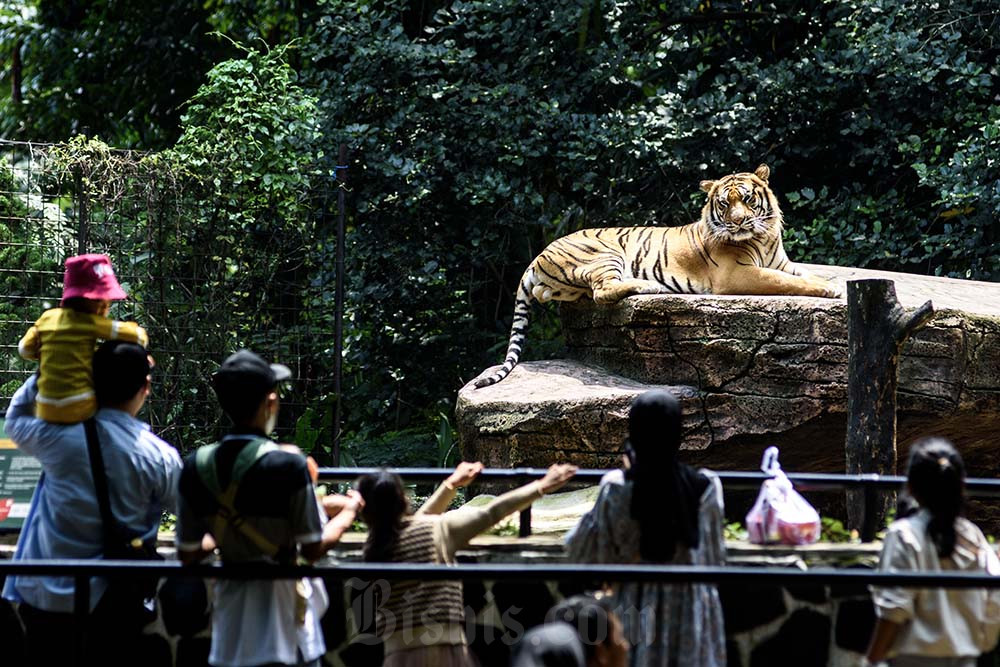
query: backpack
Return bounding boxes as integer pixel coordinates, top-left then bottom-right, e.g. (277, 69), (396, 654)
(194, 437), (281, 558)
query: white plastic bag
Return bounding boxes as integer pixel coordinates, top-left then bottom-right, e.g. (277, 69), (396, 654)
(745, 447), (821, 545)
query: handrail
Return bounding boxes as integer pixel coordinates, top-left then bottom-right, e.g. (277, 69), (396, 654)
(317, 467), (1000, 497)
(1, 558), (999, 588)
(6, 556), (998, 665)
(318, 467), (1000, 538)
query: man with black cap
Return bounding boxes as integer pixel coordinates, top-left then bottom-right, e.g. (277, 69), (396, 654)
(3, 340), (182, 666)
(175, 349), (360, 667)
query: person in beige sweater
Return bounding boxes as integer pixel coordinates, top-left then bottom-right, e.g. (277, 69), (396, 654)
(355, 461), (577, 667)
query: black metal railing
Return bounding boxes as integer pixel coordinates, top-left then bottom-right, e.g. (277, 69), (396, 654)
(317, 466), (1000, 538)
(3, 559), (1000, 667)
(8, 465), (1000, 665)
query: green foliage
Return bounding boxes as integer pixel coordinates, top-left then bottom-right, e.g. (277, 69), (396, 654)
(0, 44), (329, 451)
(0, 160), (60, 391)
(307, 0), (663, 433)
(305, 0), (999, 441)
(343, 426), (441, 468)
(0, 0), (227, 147)
(724, 521), (748, 542)
(435, 411), (459, 467)
(820, 517), (858, 544)
(169, 40), (323, 228)
(150, 43), (325, 449)
(4, 0), (998, 454)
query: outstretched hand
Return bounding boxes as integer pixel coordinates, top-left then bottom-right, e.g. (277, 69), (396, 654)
(537, 463), (577, 495)
(322, 490), (364, 518)
(446, 461), (484, 489)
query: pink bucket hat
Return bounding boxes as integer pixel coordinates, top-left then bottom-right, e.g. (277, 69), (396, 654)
(62, 253), (128, 301)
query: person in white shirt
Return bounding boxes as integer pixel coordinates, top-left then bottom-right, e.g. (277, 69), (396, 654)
(865, 437), (1000, 667)
(176, 349), (361, 667)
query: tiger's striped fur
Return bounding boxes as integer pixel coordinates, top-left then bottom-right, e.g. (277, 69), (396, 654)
(474, 164), (841, 388)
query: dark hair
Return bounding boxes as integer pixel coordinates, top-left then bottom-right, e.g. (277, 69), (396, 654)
(214, 384), (270, 425)
(906, 437), (965, 558)
(93, 340), (150, 406)
(61, 297), (107, 314)
(356, 471), (409, 562)
(626, 390), (707, 561)
(547, 594), (618, 662)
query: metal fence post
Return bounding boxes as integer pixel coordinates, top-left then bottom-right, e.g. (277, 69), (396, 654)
(519, 507), (533, 538)
(331, 144), (348, 467)
(73, 574), (90, 667)
(74, 167), (89, 255)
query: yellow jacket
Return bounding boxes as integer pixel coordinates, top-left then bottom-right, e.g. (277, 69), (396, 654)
(18, 308), (149, 423)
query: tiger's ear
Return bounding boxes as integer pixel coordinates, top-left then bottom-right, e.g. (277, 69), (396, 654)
(699, 180), (716, 193)
(754, 164), (770, 183)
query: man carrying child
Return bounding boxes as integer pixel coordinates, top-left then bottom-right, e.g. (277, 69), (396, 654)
(3, 340), (182, 666)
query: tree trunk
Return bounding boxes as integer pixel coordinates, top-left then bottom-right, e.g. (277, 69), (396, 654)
(845, 279), (934, 540)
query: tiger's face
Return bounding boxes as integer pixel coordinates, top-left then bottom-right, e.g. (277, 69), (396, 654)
(699, 164), (782, 243)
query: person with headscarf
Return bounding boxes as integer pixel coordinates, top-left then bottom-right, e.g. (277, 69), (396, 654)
(565, 390), (726, 667)
(510, 623), (587, 667)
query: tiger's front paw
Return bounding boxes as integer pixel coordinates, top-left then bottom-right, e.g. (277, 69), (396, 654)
(825, 283), (844, 299)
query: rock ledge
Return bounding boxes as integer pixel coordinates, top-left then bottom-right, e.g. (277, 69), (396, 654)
(458, 265), (1000, 475)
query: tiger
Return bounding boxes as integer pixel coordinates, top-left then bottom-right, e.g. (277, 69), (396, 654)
(474, 164), (841, 389)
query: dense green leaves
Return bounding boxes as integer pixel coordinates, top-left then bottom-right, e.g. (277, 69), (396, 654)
(304, 0), (999, 442)
(0, 0), (229, 147)
(2, 0), (997, 453)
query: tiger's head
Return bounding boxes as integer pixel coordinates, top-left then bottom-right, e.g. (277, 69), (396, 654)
(699, 164), (783, 243)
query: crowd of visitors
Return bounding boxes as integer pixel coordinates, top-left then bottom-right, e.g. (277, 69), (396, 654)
(3, 254), (998, 667)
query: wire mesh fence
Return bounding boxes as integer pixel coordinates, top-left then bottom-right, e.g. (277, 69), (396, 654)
(0, 138), (338, 453)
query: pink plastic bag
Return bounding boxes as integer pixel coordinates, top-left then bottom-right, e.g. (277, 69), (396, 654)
(745, 447), (821, 545)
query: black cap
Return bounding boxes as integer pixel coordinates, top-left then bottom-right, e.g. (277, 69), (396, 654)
(212, 349), (291, 405)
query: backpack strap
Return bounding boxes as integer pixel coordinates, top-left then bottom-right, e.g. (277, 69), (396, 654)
(84, 418), (121, 555)
(194, 437), (281, 558)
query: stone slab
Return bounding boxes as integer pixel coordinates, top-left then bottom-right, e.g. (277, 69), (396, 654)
(457, 358), (702, 469)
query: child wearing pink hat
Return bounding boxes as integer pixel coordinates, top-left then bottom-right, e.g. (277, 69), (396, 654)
(18, 254), (149, 423)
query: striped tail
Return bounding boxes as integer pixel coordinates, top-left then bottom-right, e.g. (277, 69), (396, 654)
(474, 269), (535, 388)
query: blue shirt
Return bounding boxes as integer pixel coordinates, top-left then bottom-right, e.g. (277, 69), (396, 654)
(2, 375), (182, 613)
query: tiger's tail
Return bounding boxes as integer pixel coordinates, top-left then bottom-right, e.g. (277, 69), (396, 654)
(474, 267), (536, 388)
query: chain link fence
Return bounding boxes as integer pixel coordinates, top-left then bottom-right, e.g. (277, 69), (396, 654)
(0, 138), (338, 453)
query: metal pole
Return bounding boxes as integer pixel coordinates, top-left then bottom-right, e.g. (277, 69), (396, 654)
(519, 507), (532, 538)
(73, 574), (90, 667)
(331, 144), (347, 467)
(75, 169), (88, 254)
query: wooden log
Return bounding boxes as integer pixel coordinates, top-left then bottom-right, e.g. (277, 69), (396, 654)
(845, 279), (934, 540)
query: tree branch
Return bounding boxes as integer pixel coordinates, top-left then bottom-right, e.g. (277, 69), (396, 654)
(893, 300), (935, 347)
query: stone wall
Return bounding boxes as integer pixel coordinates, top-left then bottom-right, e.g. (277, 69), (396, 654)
(0, 540), (905, 667)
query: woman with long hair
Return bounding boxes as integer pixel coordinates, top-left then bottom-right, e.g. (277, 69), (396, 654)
(356, 461), (577, 667)
(865, 437), (1000, 667)
(565, 389), (726, 667)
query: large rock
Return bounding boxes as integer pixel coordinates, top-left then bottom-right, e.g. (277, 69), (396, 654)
(457, 265), (1000, 480)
